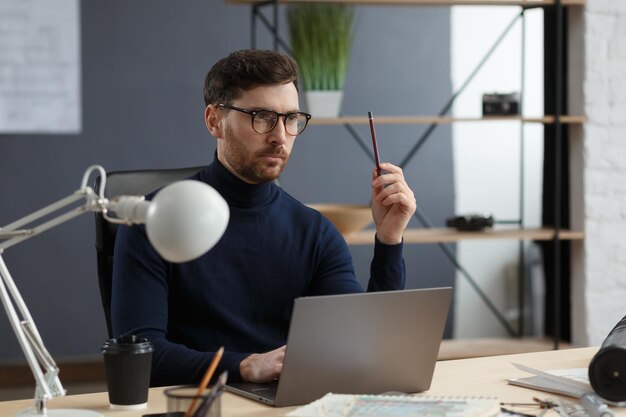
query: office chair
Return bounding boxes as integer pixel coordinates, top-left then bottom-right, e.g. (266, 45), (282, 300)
(94, 166), (205, 338)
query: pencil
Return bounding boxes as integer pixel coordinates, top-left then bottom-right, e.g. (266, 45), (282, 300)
(192, 371), (228, 417)
(185, 346), (224, 417)
(368, 112), (382, 177)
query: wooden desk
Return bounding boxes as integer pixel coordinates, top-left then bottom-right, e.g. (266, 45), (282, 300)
(0, 347), (619, 417)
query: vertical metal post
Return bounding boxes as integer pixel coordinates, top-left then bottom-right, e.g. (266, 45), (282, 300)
(517, 8), (527, 337)
(399, 11), (523, 169)
(553, 0), (564, 350)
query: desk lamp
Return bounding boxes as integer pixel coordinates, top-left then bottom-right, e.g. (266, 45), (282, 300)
(0, 165), (229, 417)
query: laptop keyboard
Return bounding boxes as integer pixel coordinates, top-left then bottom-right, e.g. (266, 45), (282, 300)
(229, 381), (279, 401)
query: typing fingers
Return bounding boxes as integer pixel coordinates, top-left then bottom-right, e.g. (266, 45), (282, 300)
(240, 345), (287, 383)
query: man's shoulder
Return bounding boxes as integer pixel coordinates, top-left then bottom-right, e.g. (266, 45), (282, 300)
(275, 187), (322, 217)
(274, 188), (344, 242)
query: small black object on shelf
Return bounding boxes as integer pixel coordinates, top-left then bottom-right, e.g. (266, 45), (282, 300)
(446, 214), (494, 231)
(482, 92), (520, 116)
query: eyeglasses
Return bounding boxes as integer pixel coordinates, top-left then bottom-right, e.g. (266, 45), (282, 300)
(219, 104), (311, 136)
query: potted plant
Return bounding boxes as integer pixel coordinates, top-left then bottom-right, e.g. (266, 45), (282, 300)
(287, 3), (355, 117)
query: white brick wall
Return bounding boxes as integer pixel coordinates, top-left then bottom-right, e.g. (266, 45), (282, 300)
(570, 0), (626, 345)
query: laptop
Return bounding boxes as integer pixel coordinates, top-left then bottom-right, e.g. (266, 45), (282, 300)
(225, 287), (452, 407)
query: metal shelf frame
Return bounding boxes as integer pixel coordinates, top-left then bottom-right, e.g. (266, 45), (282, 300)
(232, 0), (578, 343)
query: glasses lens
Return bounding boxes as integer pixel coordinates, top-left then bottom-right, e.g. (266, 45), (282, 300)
(252, 110), (278, 134)
(285, 113), (309, 135)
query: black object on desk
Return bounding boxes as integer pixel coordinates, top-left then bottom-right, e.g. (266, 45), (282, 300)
(102, 335), (154, 408)
(589, 315), (626, 402)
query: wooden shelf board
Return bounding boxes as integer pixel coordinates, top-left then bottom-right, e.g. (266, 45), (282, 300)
(227, 0), (585, 6)
(343, 227), (584, 245)
(309, 115), (586, 126)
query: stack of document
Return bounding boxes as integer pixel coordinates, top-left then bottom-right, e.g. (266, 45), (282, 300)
(508, 363), (626, 407)
(287, 393), (501, 417)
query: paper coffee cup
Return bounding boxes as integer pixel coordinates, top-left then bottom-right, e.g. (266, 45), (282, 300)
(102, 335), (154, 409)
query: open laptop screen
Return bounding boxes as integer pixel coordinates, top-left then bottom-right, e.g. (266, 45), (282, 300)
(227, 287), (452, 407)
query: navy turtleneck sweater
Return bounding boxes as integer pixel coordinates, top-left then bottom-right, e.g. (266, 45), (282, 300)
(111, 156), (406, 386)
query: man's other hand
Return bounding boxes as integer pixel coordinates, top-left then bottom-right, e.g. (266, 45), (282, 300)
(239, 345), (286, 383)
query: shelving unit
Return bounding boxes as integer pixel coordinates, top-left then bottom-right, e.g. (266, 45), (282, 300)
(344, 227), (584, 245)
(309, 115), (586, 126)
(227, 0), (584, 6)
(226, 0), (584, 342)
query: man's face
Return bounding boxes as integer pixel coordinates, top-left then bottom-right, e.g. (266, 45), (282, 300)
(215, 82), (300, 184)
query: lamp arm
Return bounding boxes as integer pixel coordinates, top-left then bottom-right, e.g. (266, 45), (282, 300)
(0, 165), (110, 415)
(0, 165), (109, 251)
(0, 255), (63, 413)
(0, 191), (95, 251)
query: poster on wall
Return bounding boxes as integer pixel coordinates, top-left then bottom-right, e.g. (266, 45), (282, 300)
(0, 0), (80, 134)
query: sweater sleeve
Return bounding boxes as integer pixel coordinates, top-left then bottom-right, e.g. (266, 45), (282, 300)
(308, 220), (406, 295)
(367, 236), (406, 291)
(111, 224), (248, 386)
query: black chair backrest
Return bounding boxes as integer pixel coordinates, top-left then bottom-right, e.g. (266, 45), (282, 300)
(94, 166), (205, 338)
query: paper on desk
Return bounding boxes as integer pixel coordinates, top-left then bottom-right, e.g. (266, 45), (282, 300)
(512, 363), (591, 392)
(286, 393), (501, 417)
(508, 364), (626, 407)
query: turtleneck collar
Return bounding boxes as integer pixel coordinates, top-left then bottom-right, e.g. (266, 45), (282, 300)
(198, 153), (277, 209)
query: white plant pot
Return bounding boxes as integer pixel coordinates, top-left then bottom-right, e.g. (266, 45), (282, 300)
(305, 90), (343, 118)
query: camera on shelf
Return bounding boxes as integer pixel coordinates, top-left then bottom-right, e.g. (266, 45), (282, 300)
(482, 92), (520, 116)
(446, 214), (494, 231)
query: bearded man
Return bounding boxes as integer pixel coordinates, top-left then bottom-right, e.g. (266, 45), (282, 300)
(112, 49), (416, 386)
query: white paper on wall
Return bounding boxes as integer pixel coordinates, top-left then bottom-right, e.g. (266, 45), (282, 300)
(0, 0), (80, 134)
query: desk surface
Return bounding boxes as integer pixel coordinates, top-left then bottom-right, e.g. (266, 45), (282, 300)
(0, 347), (617, 417)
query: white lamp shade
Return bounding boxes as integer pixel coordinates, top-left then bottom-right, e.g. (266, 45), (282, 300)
(145, 180), (229, 263)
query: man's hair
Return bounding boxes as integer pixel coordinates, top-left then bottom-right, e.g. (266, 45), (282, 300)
(203, 49), (299, 106)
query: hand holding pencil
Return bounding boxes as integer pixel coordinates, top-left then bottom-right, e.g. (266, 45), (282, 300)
(368, 112), (417, 245)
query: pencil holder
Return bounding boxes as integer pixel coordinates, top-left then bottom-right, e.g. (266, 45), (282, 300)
(164, 385), (222, 417)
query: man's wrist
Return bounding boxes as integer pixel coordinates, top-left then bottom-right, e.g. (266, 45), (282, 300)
(239, 353), (255, 382)
(375, 233), (403, 245)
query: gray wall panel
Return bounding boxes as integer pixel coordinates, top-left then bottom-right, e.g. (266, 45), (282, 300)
(0, 1), (454, 361)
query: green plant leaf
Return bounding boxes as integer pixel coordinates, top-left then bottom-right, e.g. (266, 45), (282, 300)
(287, 4), (355, 91)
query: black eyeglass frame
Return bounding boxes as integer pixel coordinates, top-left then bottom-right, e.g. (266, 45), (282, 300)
(218, 103), (312, 136)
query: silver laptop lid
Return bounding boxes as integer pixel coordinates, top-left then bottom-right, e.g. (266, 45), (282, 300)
(274, 287), (452, 406)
